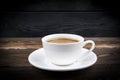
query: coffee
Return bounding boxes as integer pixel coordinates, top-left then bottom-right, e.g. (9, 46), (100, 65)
(47, 38), (79, 43)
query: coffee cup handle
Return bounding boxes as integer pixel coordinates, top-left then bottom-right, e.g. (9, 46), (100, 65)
(83, 40), (95, 52)
(76, 40), (95, 62)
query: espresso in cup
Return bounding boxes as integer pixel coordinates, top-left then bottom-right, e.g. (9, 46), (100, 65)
(47, 38), (79, 43)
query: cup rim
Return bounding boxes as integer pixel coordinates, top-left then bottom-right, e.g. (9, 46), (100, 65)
(42, 33), (84, 45)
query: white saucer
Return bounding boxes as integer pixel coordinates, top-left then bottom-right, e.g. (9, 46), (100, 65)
(28, 48), (97, 71)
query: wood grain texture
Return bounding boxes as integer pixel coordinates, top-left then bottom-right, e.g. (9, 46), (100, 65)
(0, 0), (120, 37)
(0, 12), (120, 37)
(0, 37), (120, 80)
(0, 37), (120, 49)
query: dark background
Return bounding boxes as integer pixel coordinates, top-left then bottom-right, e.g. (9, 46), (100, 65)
(0, 0), (120, 37)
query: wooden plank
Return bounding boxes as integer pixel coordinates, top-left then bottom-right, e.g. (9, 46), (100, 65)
(0, 38), (120, 80)
(0, 48), (120, 67)
(0, 65), (120, 80)
(0, 37), (119, 49)
(0, 12), (120, 37)
(0, 49), (120, 80)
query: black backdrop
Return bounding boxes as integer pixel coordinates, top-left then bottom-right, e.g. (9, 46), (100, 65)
(0, 0), (120, 37)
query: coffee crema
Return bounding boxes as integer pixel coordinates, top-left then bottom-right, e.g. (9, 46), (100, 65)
(47, 38), (79, 43)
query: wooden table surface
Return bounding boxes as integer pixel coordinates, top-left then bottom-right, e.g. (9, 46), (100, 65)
(0, 37), (120, 80)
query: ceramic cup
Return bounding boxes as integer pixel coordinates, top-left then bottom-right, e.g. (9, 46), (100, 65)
(42, 34), (95, 65)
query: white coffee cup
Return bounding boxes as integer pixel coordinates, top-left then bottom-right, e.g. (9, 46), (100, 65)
(42, 33), (95, 65)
